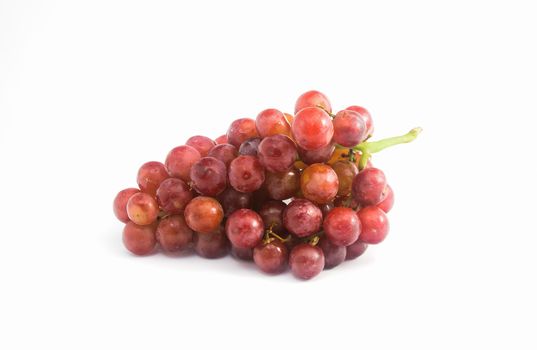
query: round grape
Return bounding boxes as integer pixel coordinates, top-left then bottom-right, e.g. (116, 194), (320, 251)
(332, 160), (358, 197)
(113, 188), (140, 223)
(283, 199), (322, 238)
(186, 135), (216, 157)
(156, 215), (193, 252)
(332, 110), (367, 147)
(207, 143), (238, 168)
(377, 184), (394, 213)
(289, 243), (325, 280)
(137, 161), (169, 196)
(238, 137), (261, 156)
(184, 196), (224, 234)
(255, 108), (292, 138)
(215, 134), (228, 144)
(258, 200), (286, 233)
(294, 90), (332, 114)
(165, 145), (201, 182)
(298, 142), (335, 164)
(346, 105), (374, 137)
(190, 157), (227, 196)
(228, 155), (265, 193)
(300, 163), (339, 204)
(217, 187), (252, 217)
(156, 178), (193, 214)
(357, 206), (390, 244)
(227, 118), (259, 148)
(352, 167), (387, 206)
(127, 192), (159, 225)
(225, 209), (264, 249)
(323, 207), (361, 246)
(346, 241), (368, 260)
(231, 245), (253, 261)
(292, 107), (334, 151)
(258, 134), (298, 173)
(123, 221), (157, 256)
(253, 240), (288, 274)
(318, 236), (346, 269)
(264, 168), (300, 200)
(193, 226), (229, 259)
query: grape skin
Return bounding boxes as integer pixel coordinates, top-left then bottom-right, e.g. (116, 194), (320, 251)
(264, 168), (300, 200)
(300, 163), (339, 205)
(357, 206), (390, 244)
(184, 196), (224, 234)
(228, 155), (266, 193)
(113, 188), (140, 223)
(226, 118), (259, 148)
(186, 135), (216, 157)
(123, 221), (157, 256)
(225, 209), (264, 249)
(257, 134), (298, 173)
(156, 215), (193, 252)
(207, 143), (238, 168)
(318, 236), (346, 269)
(156, 178), (193, 214)
(137, 161), (169, 196)
(283, 199), (322, 238)
(289, 244), (325, 280)
(126, 192), (159, 225)
(190, 157), (227, 196)
(165, 145), (201, 182)
(193, 226), (229, 259)
(323, 207), (361, 247)
(253, 240), (288, 274)
(352, 167), (387, 206)
(294, 90), (332, 114)
(292, 107), (334, 151)
(255, 108), (292, 138)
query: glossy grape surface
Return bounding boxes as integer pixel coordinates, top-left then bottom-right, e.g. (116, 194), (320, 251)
(346, 105), (374, 137)
(228, 155), (265, 193)
(254, 240), (288, 274)
(258, 200), (286, 233)
(193, 226), (229, 259)
(292, 107), (334, 151)
(186, 135), (216, 157)
(184, 196), (224, 234)
(264, 168), (300, 200)
(190, 157), (227, 196)
(126, 192), (159, 225)
(207, 143), (238, 168)
(113, 188), (140, 223)
(255, 108), (292, 138)
(137, 161), (169, 196)
(227, 118), (259, 148)
(377, 184), (394, 213)
(165, 145), (201, 182)
(238, 137), (261, 156)
(318, 236), (346, 269)
(345, 241), (368, 260)
(332, 160), (358, 197)
(156, 178), (193, 214)
(298, 142), (335, 165)
(289, 244), (325, 280)
(217, 187), (252, 217)
(258, 134), (297, 173)
(225, 209), (264, 249)
(156, 215), (193, 252)
(323, 207), (361, 246)
(357, 206), (390, 244)
(332, 110), (367, 147)
(283, 199), (322, 238)
(123, 221), (157, 256)
(294, 90), (332, 114)
(352, 167), (387, 206)
(300, 163), (339, 204)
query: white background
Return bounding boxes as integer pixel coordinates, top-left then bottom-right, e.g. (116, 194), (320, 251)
(1, 0), (536, 349)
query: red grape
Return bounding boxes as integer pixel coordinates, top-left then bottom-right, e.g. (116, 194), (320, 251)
(190, 157), (227, 196)
(127, 192), (159, 225)
(156, 178), (193, 214)
(255, 108), (292, 138)
(318, 236), (346, 269)
(292, 107), (334, 151)
(113, 188), (140, 223)
(258, 200), (286, 233)
(332, 110), (367, 147)
(332, 160), (358, 197)
(238, 137), (261, 156)
(323, 207), (361, 246)
(346, 241), (368, 260)
(193, 226), (229, 259)
(225, 209), (264, 249)
(258, 134), (298, 173)
(289, 243), (325, 280)
(294, 90), (331, 114)
(300, 163), (339, 204)
(227, 118), (259, 148)
(228, 155), (265, 193)
(218, 187), (252, 217)
(231, 245), (253, 261)
(283, 199), (322, 238)
(186, 135), (216, 157)
(123, 221), (157, 256)
(137, 161), (169, 196)
(264, 167), (300, 200)
(352, 167), (387, 206)
(165, 145), (201, 182)
(253, 240), (288, 274)
(207, 143), (238, 168)
(377, 184), (394, 213)
(215, 134), (228, 144)
(357, 206), (389, 244)
(184, 196), (224, 234)
(298, 142), (335, 164)
(346, 105), (374, 137)
(156, 215), (193, 252)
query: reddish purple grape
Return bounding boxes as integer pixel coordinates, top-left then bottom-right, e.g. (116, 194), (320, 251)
(231, 245), (253, 261)
(193, 226), (229, 259)
(377, 184), (394, 213)
(298, 142), (335, 164)
(352, 167), (387, 206)
(253, 240), (288, 274)
(295, 90), (332, 114)
(332, 110), (367, 147)
(323, 207), (361, 246)
(319, 202), (334, 217)
(113, 188), (140, 223)
(257, 135), (298, 173)
(318, 236), (346, 269)
(126, 192), (159, 225)
(283, 199), (322, 238)
(190, 157), (227, 196)
(165, 145), (201, 182)
(346, 105), (374, 137)
(357, 206), (390, 244)
(228, 155), (265, 193)
(300, 163), (339, 204)
(215, 134), (228, 144)
(292, 107), (334, 151)
(346, 241), (368, 260)
(258, 200), (286, 233)
(156, 178), (193, 214)
(123, 221), (157, 256)
(264, 168), (300, 200)
(186, 135), (216, 157)
(137, 161), (169, 196)
(239, 137), (261, 156)
(217, 187), (252, 217)
(289, 243), (325, 280)
(184, 196), (224, 234)
(156, 215), (193, 252)
(255, 108), (292, 138)
(332, 160), (358, 197)
(207, 143), (238, 167)
(227, 118), (259, 148)
(225, 209), (264, 249)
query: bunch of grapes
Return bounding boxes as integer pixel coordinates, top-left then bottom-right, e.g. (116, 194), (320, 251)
(113, 90), (421, 280)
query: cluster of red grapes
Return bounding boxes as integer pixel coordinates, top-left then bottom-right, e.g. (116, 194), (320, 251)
(113, 90), (420, 280)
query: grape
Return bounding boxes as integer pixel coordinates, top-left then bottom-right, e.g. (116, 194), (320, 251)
(352, 167), (387, 206)
(137, 161), (169, 196)
(190, 157), (227, 196)
(228, 155), (265, 193)
(113, 188), (140, 223)
(283, 199), (322, 237)
(357, 206), (390, 244)
(255, 108), (292, 138)
(328, 148), (374, 168)
(294, 90), (331, 114)
(346, 241), (368, 260)
(292, 107), (334, 151)
(333, 195), (358, 210)
(215, 134), (228, 144)
(332, 110), (367, 147)
(217, 187), (252, 217)
(184, 196), (224, 234)
(165, 145), (201, 182)
(258, 200), (286, 233)
(264, 167), (300, 200)
(377, 184), (394, 213)
(346, 105), (374, 137)
(156, 215), (193, 252)
(186, 135), (216, 157)
(251, 187), (270, 210)
(225, 209), (264, 249)
(300, 163), (339, 204)
(127, 192), (159, 225)
(227, 118), (259, 148)
(253, 240), (288, 274)
(231, 245), (253, 261)
(318, 236), (346, 269)
(331, 160), (358, 197)
(193, 226), (229, 259)
(258, 134), (298, 173)
(298, 142), (335, 165)
(319, 202), (334, 217)
(156, 178), (193, 214)
(123, 221), (157, 256)
(238, 137), (261, 156)
(289, 243), (325, 280)
(323, 207), (361, 246)
(207, 143), (238, 168)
